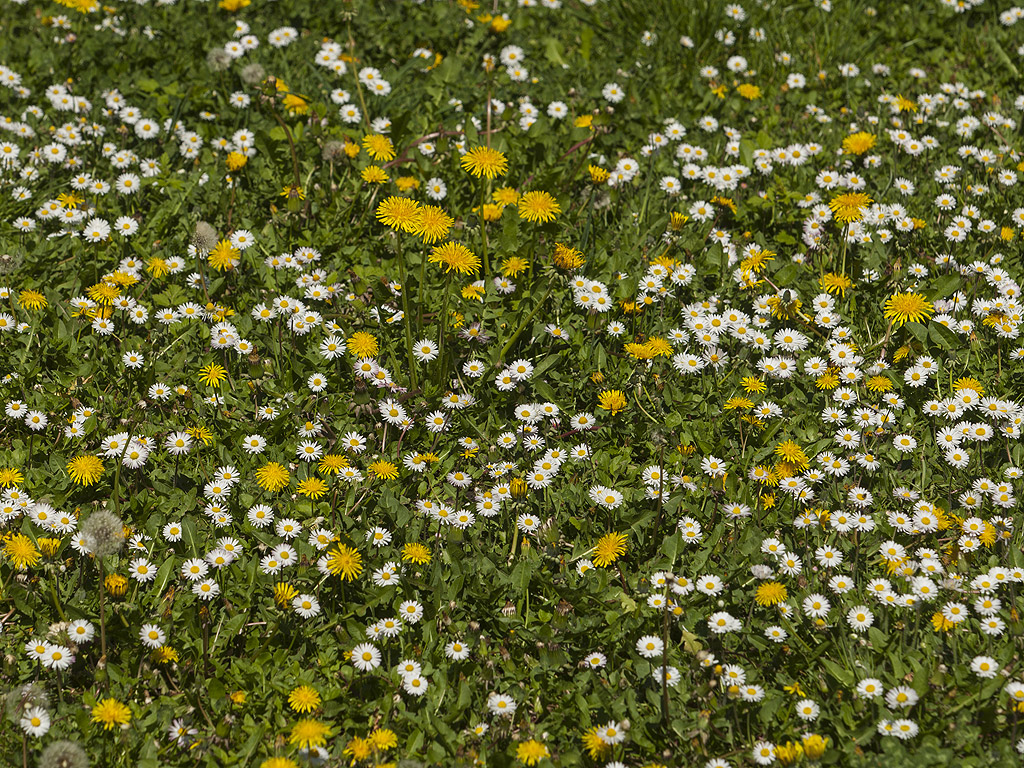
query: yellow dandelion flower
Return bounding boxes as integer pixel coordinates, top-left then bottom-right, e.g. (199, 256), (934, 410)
(401, 542), (431, 565)
(411, 204), (453, 244)
(4, 533), (40, 569)
(894, 94), (917, 113)
(644, 337), (673, 357)
(865, 375), (893, 393)
(802, 734), (828, 760)
(347, 332), (379, 357)
(57, 192), (83, 208)
(517, 190), (560, 223)
(500, 256), (529, 277)
(592, 532), (627, 568)
(282, 93), (309, 115)
(883, 292), (934, 327)
(318, 454), (350, 475)
(582, 728), (612, 760)
(370, 728), (398, 751)
(325, 544), (363, 581)
(741, 376), (766, 394)
(87, 282), (120, 305)
(815, 373), (839, 390)
(395, 176), (420, 192)
(429, 242), (480, 275)
(38, 538), (61, 558)
(842, 132), (876, 155)
(724, 396), (754, 411)
(460, 146), (508, 178)
(361, 165), (389, 184)
(273, 582), (298, 608)
(775, 741), (804, 766)
(255, 462), (290, 492)
(493, 186), (520, 206)
(669, 211), (689, 230)
(19, 290), (47, 310)
(774, 440), (809, 469)
(344, 738), (373, 762)
(755, 581), (788, 607)
(186, 425), (214, 446)
(736, 83), (761, 100)
(0, 467), (24, 487)
(828, 192), (873, 224)
(516, 740), (549, 766)
(553, 242), (586, 270)
(953, 377), (984, 395)
(362, 134), (395, 162)
(819, 272), (853, 297)
(225, 152), (248, 171)
(368, 459), (400, 481)
(105, 573), (129, 596)
(146, 257), (169, 278)
(289, 719), (330, 750)
(198, 362), (228, 387)
(597, 389), (627, 415)
(297, 477), (328, 500)
(152, 645), (179, 664)
(67, 454), (104, 486)
(288, 685), (321, 714)
(376, 196), (421, 233)
(208, 240), (241, 272)
(462, 283), (485, 301)
(91, 698), (132, 730)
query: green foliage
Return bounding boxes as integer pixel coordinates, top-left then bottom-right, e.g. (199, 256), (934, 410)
(1, 0), (1024, 767)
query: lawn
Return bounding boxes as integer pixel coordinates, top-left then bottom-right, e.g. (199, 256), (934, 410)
(2, 0), (1024, 766)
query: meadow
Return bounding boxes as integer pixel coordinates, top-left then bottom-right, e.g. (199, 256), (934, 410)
(3, 0), (1024, 765)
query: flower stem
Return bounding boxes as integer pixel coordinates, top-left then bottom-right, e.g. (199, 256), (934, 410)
(98, 560), (107, 664)
(480, 184), (490, 279)
(395, 236), (418, 391)
(437, 274), (451, 393)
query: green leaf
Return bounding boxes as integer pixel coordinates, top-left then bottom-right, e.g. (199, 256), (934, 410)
(822, 658), (855, 686)
(929, 322), (960, 351)
(928, 274), (961, 301)
(579, 27), (593, 63)
(544, 37), (568, 68)
(904, 321), (929, 344)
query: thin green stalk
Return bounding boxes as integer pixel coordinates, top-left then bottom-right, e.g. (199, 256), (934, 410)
(437, 274), (451, 392)
(480, 184), (490, 279)
(395, 235), (418, 391)
(98, 559), (107, 664)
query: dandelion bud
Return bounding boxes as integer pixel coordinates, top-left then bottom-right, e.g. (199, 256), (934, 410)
(191, 221), (218, 253)
(38, 740), (89, 768)
(80, 510), (124, 558)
